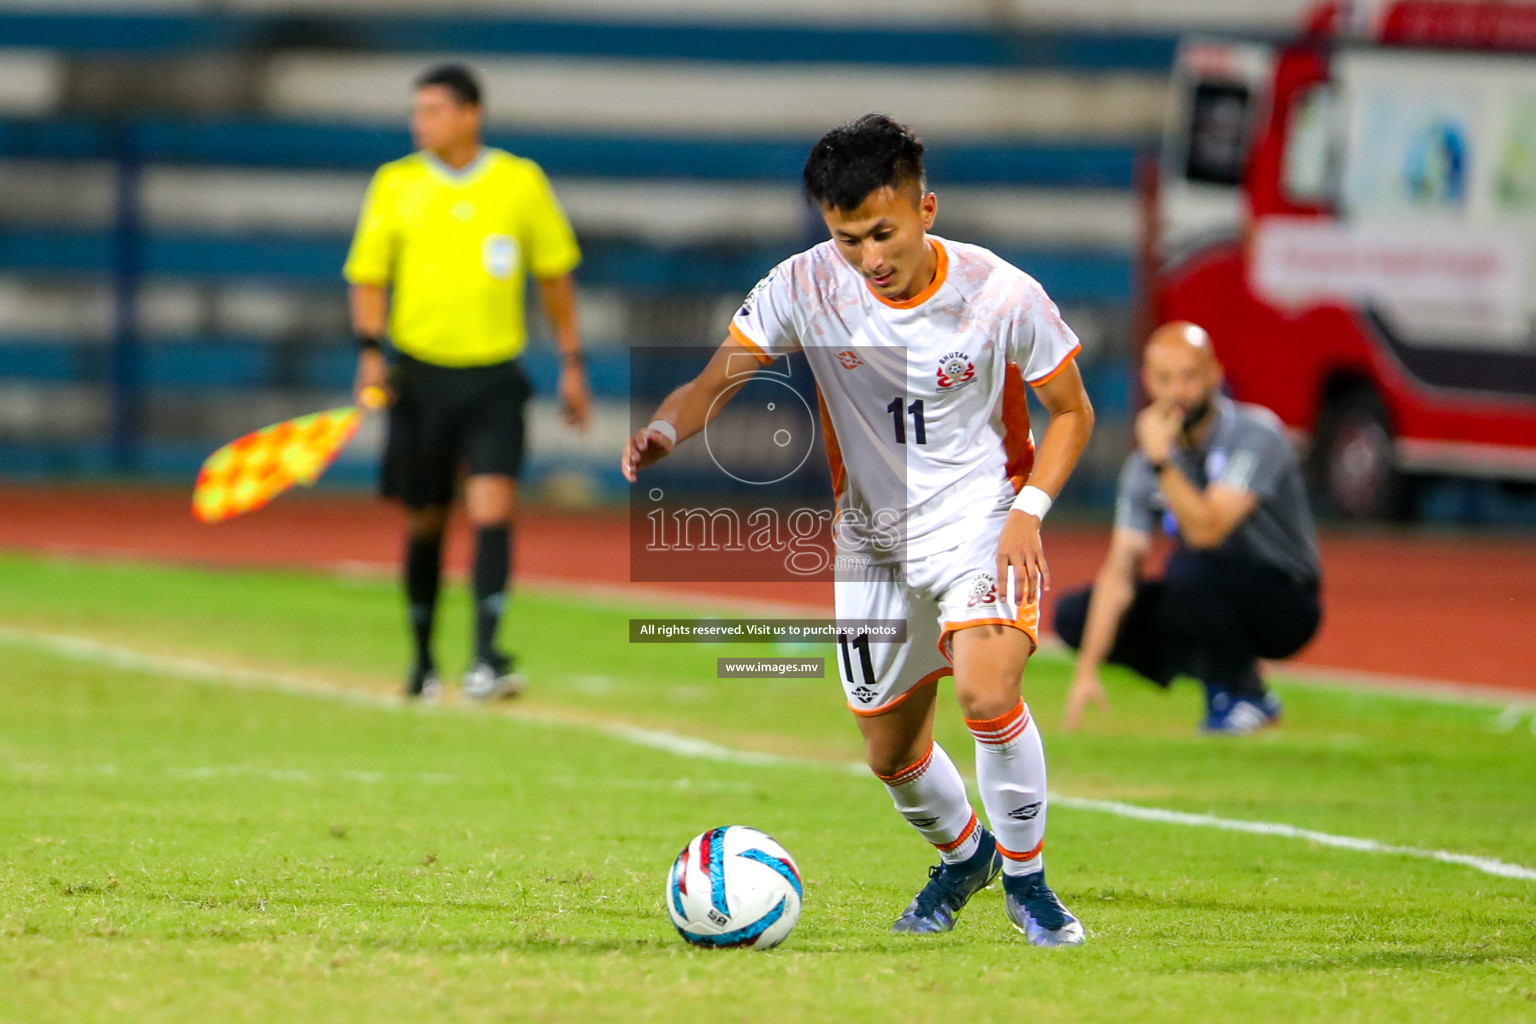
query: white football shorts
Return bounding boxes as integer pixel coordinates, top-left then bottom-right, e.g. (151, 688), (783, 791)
(833, 509), (1040, 717)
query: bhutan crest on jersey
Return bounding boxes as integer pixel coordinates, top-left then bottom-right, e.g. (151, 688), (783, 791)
(936, 351), (977, 391)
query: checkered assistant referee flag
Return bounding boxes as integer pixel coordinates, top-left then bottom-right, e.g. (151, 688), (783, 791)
(192, 388), (384, 523)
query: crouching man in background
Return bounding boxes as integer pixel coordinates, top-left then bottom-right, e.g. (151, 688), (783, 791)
(1056, 322), (1322, 735)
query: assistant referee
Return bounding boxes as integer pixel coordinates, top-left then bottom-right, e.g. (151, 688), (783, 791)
(345, 63), (589, 701)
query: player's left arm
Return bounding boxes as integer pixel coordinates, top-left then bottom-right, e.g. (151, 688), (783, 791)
(534, 273), (590, 429)
(997, 359), (1095, 604)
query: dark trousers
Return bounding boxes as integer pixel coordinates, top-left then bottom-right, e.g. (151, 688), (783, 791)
(1054, 548), (1321, 698)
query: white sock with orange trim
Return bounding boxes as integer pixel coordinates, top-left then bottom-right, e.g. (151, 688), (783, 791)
(965, 701), (1048, 877)
(874, 741), (983, 864)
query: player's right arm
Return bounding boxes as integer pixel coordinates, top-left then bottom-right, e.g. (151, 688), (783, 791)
(344, 166), (396, 405)
(621, 334), (769, 482)
(1063, 526), (1151, 730)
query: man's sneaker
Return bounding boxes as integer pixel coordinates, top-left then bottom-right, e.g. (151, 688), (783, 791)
(404, 665), (443, 701)
(1203, 689), (1281, 735)
(463, 652), (525, 701)
(891, 828), (1002, 934)
(1002, 871), (1085, 947)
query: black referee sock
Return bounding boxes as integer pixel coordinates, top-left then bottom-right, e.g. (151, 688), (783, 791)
(405, 533), (443, 672)
(473, 524), (512, 660)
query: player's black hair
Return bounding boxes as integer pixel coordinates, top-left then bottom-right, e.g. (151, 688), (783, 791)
(414, 63), (482, 107)
(802, 114), (926, 211)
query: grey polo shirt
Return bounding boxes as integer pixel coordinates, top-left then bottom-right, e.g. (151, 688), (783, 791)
(1114, 396), (1321, 585)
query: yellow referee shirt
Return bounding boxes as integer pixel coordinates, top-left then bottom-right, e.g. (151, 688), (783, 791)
(343, 148), (581, 367)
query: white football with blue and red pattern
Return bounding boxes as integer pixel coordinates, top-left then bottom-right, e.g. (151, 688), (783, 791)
(665, 825), (803, 949)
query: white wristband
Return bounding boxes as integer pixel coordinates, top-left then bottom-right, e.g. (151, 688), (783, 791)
(646, 420), (678, 446)
(1011, 485), (1053, 520)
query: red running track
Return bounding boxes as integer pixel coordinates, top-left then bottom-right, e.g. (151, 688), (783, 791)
(2, 485), (1533, 693)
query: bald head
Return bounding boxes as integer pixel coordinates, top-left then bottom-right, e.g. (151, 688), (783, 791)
(1142, 321), (1223, 430)
(1146, 321), (1215, 362)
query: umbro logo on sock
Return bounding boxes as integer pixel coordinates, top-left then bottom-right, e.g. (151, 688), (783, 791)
(1007, 802), (1042, 821)
(904, 814), (940, 829)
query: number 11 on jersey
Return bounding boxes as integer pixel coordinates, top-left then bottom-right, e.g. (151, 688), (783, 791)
(886, 397), (926, 445)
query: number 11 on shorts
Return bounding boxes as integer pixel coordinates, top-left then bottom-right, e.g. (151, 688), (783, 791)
(837, 631), (875, 687)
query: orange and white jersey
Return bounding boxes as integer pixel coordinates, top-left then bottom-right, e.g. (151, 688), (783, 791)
(728, 234), (1081, 559)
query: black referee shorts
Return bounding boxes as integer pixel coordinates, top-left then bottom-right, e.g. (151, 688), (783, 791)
(381, 352), (532, 509)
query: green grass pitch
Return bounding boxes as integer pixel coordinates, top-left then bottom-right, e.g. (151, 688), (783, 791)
(1, 551), (1533, 1023)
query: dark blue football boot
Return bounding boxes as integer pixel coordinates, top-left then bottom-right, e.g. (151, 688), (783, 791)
(1002, 870), (1086, 947)
(891, 828), (1002, 934)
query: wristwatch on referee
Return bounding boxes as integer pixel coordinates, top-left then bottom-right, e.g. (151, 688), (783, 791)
(560, 350), (587, 371)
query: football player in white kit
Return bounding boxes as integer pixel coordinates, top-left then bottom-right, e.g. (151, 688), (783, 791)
(622, 115), (1095, 944)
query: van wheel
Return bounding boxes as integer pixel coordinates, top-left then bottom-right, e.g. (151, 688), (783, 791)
(1313, 389), (1407, 520)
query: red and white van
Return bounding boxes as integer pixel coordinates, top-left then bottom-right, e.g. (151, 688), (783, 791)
(1148, 0), (1536, 517)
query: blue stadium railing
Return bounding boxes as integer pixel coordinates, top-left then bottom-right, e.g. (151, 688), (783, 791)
(0, 337), (633, 397)
(0, 114), (1141, 303)
(0, 11), (1185, 70)
(0, 117), (1146, 188)
(0, 229), (1131, 304)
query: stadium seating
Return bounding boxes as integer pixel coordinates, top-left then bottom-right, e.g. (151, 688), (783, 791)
(0, 1), (1305, 494)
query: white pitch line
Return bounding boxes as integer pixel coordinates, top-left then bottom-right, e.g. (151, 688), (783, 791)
(0, 624), (394, 709)
(1044, 796), (1536, 882)
(605, 724), (832, 772)
(3, 761), (463, 786)
(3, 623), (1534, 884)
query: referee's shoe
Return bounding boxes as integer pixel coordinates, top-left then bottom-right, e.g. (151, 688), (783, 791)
(405, 665), (443, 701)
(463, 651), (526, 701)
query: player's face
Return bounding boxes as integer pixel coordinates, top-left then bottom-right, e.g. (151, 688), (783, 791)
(1142, 341), (1222, 423)
(410, 86), (481, 155)
(821, 185), (938, 302)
